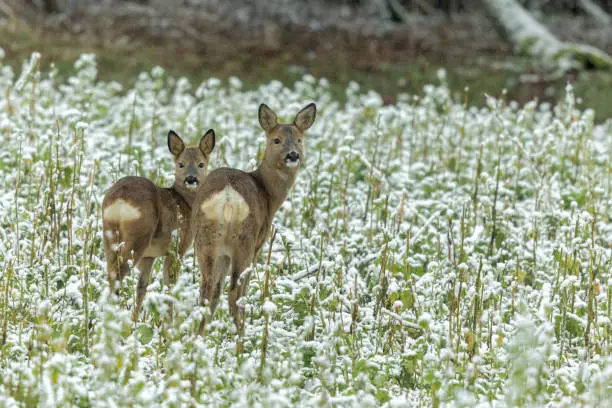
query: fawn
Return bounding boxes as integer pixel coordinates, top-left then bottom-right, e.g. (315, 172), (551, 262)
(183, 103), (316, 341)
(102, 129), (215, 320)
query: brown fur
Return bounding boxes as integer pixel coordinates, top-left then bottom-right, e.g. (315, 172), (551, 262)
(102, 129), (215, 321)
(186, 103), (316, 340)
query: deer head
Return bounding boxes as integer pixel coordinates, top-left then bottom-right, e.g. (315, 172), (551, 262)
(168, 129), (216, 191)
(258, 103), (316, 173)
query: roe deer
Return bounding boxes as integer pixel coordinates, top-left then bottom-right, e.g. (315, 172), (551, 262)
(185, 103), (316, 340)
(102, 129), (215, 320)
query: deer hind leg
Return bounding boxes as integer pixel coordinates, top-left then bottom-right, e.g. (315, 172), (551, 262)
(133, 256), (155, 322)
(196, 245), (219, 335)
(197, 254), (231, 335)
(104, 241), (134, 294)
(210, 254), (230, 314)
(228, 254), (252, 349)
(103, 235), (120, 292)
(104, 232), (150, 303)
(115, 237), (149, 277)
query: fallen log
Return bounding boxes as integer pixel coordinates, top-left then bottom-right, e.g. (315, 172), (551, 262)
(482, 0), (612, 70)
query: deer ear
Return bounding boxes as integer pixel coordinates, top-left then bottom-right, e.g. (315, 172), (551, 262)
(258, 103), (278, 132)
(168, 130), (185, 157)
(293, 103), (316, 131)
(200, 129), (215, 156)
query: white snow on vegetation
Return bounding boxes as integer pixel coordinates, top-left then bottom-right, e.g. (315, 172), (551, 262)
(0, 53), (610, 407)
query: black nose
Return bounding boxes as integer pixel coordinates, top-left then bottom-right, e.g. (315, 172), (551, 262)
(185, 176), (198, 184)
(286, 151), (300, 161)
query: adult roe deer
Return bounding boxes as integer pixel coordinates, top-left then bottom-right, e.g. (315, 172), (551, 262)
(184, 103), (316, 340)
(102, 129), (215, 320)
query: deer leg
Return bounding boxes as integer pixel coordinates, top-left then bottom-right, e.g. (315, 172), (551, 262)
(103, 237), (120, 293)
(105, 241), (136, 294)
(116, 243), (135, 284)
(117, 239), (149, 279)
(228, 257), (252, 351)
(212, 255), (231, 311)
(133, 257), (155, 322)
(178, 223), (194, 259)
(197, 248), (219, 335)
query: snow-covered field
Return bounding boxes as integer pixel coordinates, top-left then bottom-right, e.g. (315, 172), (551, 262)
(0, 53), (611, 407)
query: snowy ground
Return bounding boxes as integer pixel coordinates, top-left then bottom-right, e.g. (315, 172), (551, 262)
(0, 53), (611, 407)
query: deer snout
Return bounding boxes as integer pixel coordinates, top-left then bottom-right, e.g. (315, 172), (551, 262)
(284, 151), (300, 168)
(185, 175), (199, 190)
(286, 151), (300, 161)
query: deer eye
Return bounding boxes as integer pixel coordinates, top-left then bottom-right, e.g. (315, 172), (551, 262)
(198, 163), (205, 168)
(298, 139), (302, 143)
(179, 163), (185, 168)
(273, 138), (281, 145)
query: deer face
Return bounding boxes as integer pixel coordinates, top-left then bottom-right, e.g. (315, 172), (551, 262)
(168, 129), (216, 191)
(258, 103), (316, 171)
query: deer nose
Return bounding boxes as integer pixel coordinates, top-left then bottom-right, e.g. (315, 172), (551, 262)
(285, 151), (300, 162)
(185, 176), (198, 185)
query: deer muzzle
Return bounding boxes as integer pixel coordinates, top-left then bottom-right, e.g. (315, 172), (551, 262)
(284, 151), (300, 168)
(185, 176), (199, 190)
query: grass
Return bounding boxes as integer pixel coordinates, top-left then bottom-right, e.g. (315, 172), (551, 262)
(0, 51), (611, 406)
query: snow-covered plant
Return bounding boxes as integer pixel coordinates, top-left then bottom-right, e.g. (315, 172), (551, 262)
(0, 53), (610, 406)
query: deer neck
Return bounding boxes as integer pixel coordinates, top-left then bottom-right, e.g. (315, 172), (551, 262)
(252, 160), (297, 217)
(168, 184), (196, 213)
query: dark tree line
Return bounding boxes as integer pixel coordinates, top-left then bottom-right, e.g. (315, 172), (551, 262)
(345, 0), (612, 13)
(25, 0), (612, 15)
(11, 0), (612, 71)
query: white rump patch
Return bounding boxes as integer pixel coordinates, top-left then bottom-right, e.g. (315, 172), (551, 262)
(103, 199), (141, 221)
(200, 186), (250, 223)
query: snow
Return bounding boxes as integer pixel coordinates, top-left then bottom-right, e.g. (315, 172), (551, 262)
(262, 299), (278, 314)
(0, 53), (610, 407)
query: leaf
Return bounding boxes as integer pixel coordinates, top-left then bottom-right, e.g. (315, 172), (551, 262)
(137, 325), (154, 345)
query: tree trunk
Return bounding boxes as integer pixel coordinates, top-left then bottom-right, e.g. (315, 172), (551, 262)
(482, 0), (612, 70)
(578, 0), (612, 25)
